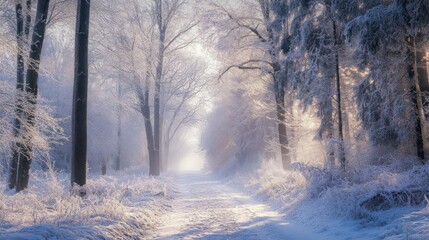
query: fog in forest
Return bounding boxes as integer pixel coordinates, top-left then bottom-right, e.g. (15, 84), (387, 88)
(1, 0), (429, 239)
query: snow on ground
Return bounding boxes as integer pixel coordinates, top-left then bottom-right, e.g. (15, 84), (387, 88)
(227, 160), (429, 240)
(147, 171), (327, 240)
(2, 161), (429, 240)
(0, 167), (175, 239)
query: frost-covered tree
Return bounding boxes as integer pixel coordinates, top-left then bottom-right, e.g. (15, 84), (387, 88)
(161, 56), (210, 170)
(9, 0), (32, 190)
(151, 0), (199, 175)
(1, 82), (63, 190)
(346, 0), (429, 161)
(91, 0), (202, 175)
(11, 0), (51, 192)
(207, 0), (291, 169)
(271, 0), (392, 168)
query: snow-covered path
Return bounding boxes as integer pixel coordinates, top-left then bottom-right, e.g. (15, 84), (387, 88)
(148, 172), (324, 240)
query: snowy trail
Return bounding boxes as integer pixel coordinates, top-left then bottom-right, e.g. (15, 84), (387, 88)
(147, 172), (324, 240)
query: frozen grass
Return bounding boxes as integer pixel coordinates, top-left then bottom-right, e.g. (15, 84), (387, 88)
(228, 159), (429, 239)
(0, 167), (175, 239)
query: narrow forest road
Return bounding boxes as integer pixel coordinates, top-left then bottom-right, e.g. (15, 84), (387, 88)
(147, 172), (325, 240)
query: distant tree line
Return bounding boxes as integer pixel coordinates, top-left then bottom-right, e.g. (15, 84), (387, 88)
(2, 0), (208, 193)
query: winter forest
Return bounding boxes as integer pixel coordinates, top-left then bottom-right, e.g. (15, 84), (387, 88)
(0, 0), (429, 239)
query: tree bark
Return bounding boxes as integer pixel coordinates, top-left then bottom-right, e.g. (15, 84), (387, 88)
(327, 117), (335, 167)
(400, 0), (425, 161)
(274, 82), (290, 169)
(9, 1), (26, 190)
(101, 159), (107, 175)
(407, 35), (425, 161)
(15, 0), (49, 192)
(115, 83), (122, 171)
(25, 0), (31, 40)
(152, 1), (165, 176)
(71, 0), (91, 188)
(416, 33), (429, 122)
(164, 139), (169, 171)
(260, 2), (291, 169)
(332, 20), (346, 170)
(140, 70), (156, 175)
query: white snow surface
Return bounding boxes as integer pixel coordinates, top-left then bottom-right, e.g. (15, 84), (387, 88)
(227, 160), (429, 240)
(0, 168), (174, 239)
(2, 162), (429, 239)
(147, 171), (325, 240)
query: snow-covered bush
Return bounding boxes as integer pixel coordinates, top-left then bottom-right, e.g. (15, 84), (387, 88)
(0, 168), (174, 239)
(231, 158), (429, 239)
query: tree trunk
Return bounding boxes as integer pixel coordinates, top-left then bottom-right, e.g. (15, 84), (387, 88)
(101, 159), (107, 175)
(24, 1), (31, 40)
(332, 20), (346, 170)
(399, 0), (425, 161)
(71, 0), (90, 188)
(9, 1), (26, 190)
(275, 84), (290, 169)
(327, 119), (335, 167)
(115, 110), (121, 171)
(15, 0), (49, 192)
(416, 34), (429, 97)
(153, 64), (162, 176)
(152, 3), (165, 176)
(159, 114), (164, 172)
(115, 83), (122, 171)
(163, 138), (170, 172)
(407, 35), (425, 161)
(15, 1), (25, 95)
(264, 3), (290, 169)
(140, 70), (156, 175)
(286, 101), (297, 162)
(416, 34), (429, 148)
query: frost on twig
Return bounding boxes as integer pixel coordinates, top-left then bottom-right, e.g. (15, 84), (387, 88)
(0, 81), (65, 162)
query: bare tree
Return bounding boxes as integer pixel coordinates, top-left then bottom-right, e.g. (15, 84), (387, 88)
(151, 0), (198, 175)
(9, 0), (32, 190)
(161, 56), (210, 170)
(13, 0), (51, 192)
(91, 0), (199, 175)
(209, 0), (291, 169)
(71, 0), (91, 189)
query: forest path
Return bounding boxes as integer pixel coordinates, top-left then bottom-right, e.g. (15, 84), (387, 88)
(147, 171), (323, 240)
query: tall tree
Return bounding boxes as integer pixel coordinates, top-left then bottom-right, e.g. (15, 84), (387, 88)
(71, 0), (91, 188)
(153, 0), (165, 176)
(272, 0), (390, 168)
(400, 0), (427, 161)
(161, 56), (209, 170)
(14, 0), (50, 192)
(92, 0), (198, 175)
(212, 0), (291, 169)
(8, 0), (29, 189)
(151, 0), (197, 175)
(287, 0), (349, 168)
(114, 82), (123, 171)
(345, 0), (429, 160)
